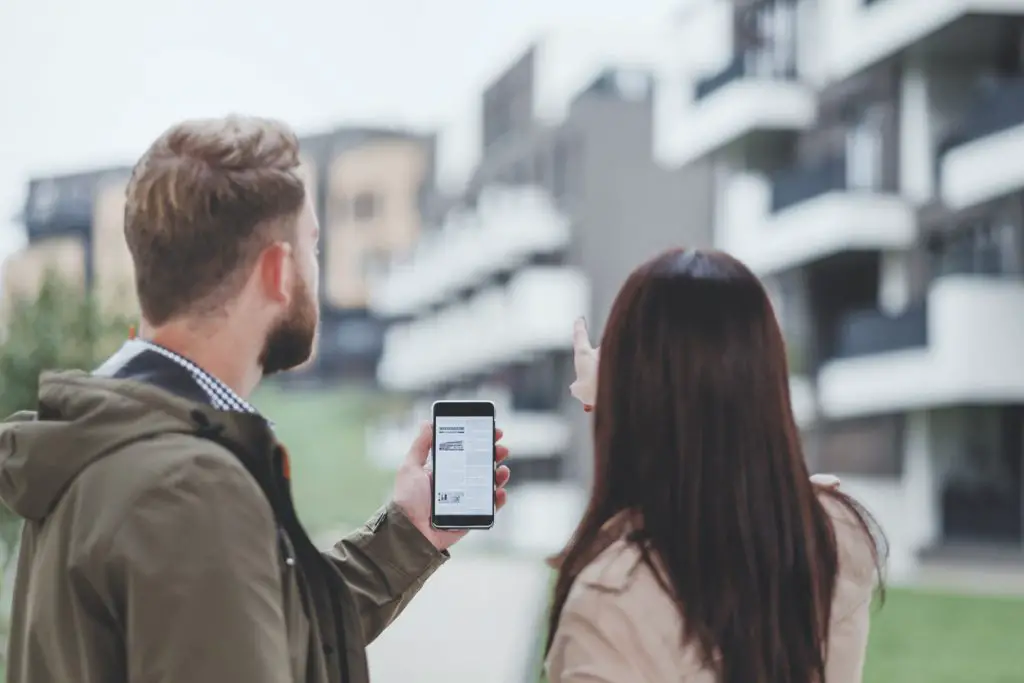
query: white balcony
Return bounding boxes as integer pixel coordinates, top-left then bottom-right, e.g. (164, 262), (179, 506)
(378, 266), (590, 392)
(825, 0), (1024, 83)
(369, 186), (570, 319)
(719, 171), (916, 277)
(818, 276), (1024, 419)
(941, 79), (1024, 210)
(657, 73), (815, 167)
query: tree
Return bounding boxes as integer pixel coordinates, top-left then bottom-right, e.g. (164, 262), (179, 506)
(0, 270), (134, 657)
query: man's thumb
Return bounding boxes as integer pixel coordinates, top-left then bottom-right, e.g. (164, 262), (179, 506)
(405, 421), (432, 467)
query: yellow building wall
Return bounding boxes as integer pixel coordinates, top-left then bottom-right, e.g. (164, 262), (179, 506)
(323, 139), (428, 309)
(91, 178), (138, 318)
(0, 237), (87, 329)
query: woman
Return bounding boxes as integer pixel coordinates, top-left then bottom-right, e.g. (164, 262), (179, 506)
(545, 249), (885, 683)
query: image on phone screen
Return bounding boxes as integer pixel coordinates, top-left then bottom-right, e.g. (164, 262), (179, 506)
(432, 402), (495, 529)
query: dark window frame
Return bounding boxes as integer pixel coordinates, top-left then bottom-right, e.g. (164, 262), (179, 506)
(352, 192), (379, 222)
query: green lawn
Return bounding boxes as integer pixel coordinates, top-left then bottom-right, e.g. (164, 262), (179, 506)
(864, 588), (1024, 683)
(252, 384), (398, 535)
(536, 587), (1024, 682)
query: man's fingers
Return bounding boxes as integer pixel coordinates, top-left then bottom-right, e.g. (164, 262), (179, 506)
(495, 464), (510, 487)
(494, 428), (504, 442)
(573, 317), (593, 353)
(495, 487), (508, 511)
(495, 445), (509, 464)
(405, 422), (432, 468)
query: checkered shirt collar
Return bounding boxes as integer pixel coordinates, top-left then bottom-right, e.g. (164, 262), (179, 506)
(131, 339), (261, 416)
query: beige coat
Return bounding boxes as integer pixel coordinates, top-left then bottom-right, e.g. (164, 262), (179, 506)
(546, 494), (877, 683)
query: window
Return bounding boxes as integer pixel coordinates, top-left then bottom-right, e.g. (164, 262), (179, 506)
(932, 207), (1024, 278)
(352, 192), (379, 221)
(934, 406), (1023, 543)
(815, 414), (905, 477)
(739, 0), (798, 78)
(509, 354), (571, 411)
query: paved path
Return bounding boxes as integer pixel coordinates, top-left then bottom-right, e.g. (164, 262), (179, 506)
(366, 552), (550, 683)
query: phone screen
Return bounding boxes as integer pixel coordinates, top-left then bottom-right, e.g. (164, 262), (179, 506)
(431, 402), (495, 529)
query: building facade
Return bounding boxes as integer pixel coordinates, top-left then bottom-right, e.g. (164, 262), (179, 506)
(369, 36), (715, 554)
(660, 0), (1024, 581)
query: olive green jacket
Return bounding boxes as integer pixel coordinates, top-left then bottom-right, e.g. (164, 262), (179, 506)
(0, 371), (446, 683)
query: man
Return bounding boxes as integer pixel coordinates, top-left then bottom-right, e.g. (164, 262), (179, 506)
(0, 116), (511, 683)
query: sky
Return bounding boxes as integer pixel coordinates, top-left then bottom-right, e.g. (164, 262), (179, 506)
(0, 0), (687, 263)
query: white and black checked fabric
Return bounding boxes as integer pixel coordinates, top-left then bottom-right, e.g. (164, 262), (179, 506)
(132, 339), (261, 415)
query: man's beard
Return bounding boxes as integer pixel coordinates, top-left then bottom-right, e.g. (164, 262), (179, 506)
(259, 277), (319, 376)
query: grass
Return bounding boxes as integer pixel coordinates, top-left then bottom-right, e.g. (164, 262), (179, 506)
(864, 588), (1024, 683)
(252, 384), (398, 535)
(536, 587), (1024, 682)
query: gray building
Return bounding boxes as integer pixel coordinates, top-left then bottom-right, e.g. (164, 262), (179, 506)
(370, 38), (714, 552)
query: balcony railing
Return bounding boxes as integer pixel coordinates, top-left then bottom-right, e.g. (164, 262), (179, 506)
(693, 53), (799, 102)
(694, 57), (745, 101)
(829, 301), (928, 360)
(933, 247), (1008, 278)
(770, 156), (847, 213)
(941, 77), (1024, 154)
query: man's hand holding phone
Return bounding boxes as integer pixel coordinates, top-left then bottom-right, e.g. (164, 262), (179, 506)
(392, 422), (510, 552)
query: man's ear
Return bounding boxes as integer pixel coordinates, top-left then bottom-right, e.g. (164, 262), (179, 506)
(256, 241), (294, 305)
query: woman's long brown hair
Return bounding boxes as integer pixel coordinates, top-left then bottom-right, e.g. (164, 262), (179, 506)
(546, 249), (885, 683)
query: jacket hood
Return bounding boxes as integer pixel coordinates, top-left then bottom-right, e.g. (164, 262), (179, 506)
(0, 370), (267, 521)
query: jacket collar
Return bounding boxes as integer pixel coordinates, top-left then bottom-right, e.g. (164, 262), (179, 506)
(93, 347), (278, 471)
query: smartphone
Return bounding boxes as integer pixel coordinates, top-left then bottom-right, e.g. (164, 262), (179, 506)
(431, 400), (496, 530)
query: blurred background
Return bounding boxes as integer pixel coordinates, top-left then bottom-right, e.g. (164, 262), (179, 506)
(2, 0), (1024, 681)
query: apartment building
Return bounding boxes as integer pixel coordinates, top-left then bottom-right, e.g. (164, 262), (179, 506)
(292, 128), (435, 381)
(661, 0), (1024, 581)
(369, 34), (715, 553)
(1, 127), (435, 382)
(1, 167), (133, 329)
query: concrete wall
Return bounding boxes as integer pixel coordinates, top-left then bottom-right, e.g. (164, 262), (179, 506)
(564, 87), (716, 485)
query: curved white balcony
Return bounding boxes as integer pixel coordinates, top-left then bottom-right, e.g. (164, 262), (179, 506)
(826, 0), (1024, 84)
(719, 168), (916, 277)
(378, 266), (590, 392)
(369, 186), (570, 318)
(818, 276), (1024, 419)
(658, 70), (815, 168)
(941, 79), (1024, 210)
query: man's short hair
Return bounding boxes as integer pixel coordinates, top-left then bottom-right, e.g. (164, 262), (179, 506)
(124, 115), (307, 325)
